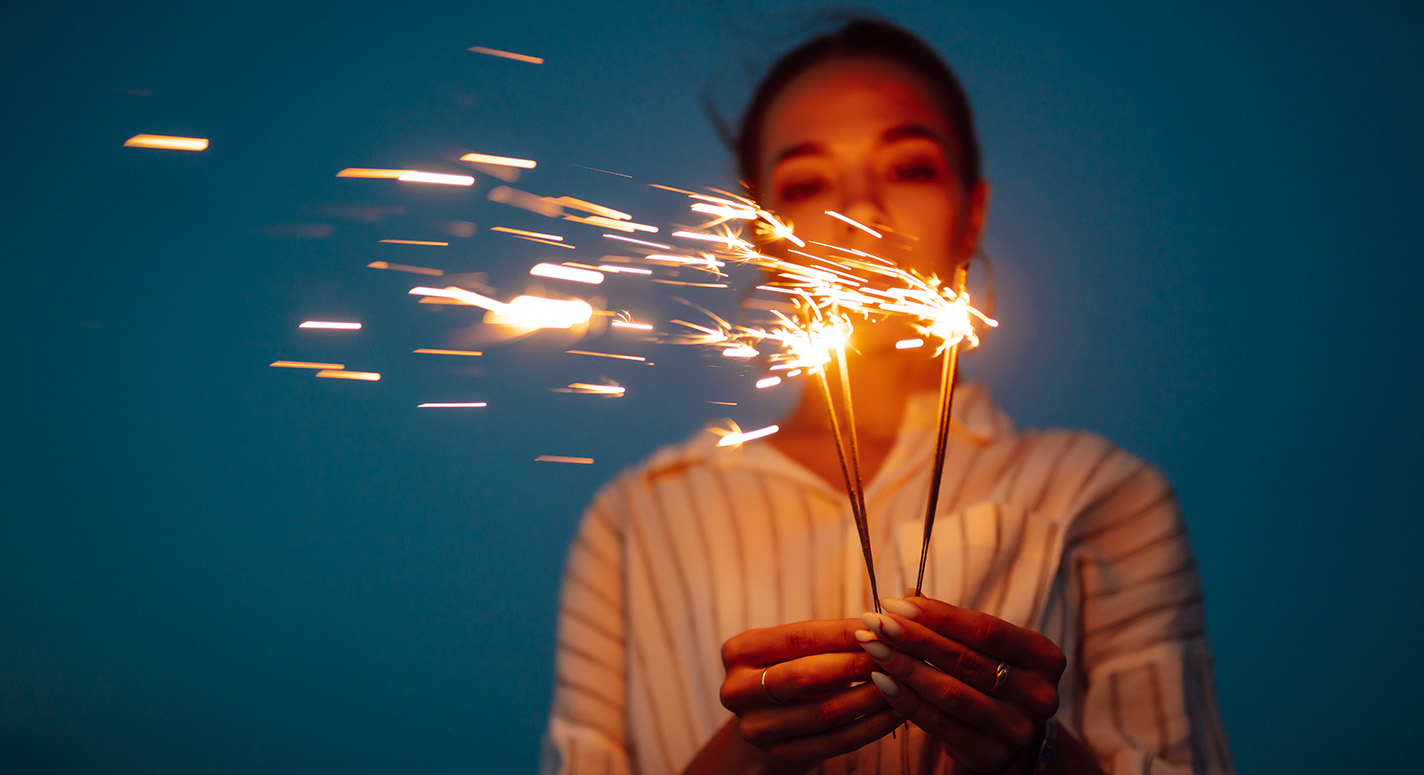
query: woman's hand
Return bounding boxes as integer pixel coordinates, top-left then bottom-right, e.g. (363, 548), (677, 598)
(714, 619), (902, 773)
(858, 596), (1066, 774)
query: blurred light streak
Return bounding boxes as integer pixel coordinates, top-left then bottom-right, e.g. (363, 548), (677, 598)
(599, 265), (653, 275)
(650, 279), (729, 288)
(489, 185), (563, 216)
(602, 234), (672, 250)
(413, 348), (483, 356)
(548, 196), (631, 220)
(531, 263), (603, 284)
(459, 152), (536, 168)
(398, 171), (474, 186)
(379, 239), (448, 247)
(566, 215), (658, 233)
(315, 370), (380, 381)
(124, 134), (207, 151)
(417, 402), (487, 408)
(555, 383), (626, 396)
(485, 296), (594, 329)
(337, 168), (409, 179)
(691, 202), (757, 219)
(610, 320), (654, 330)
(515, 236), (576, 249)
(756, 377), (782, 389)
(368, 260), (444, 276)
(491, 226), (562, 241)
(895, 338), (925, 349)
(565, 350), (645, 362)
(824, 211), (884, 238)
(672, 231), (753, 250)
(468, 46), (544, 64)
(722, 345), (758, 358)
(707, 401), (738, 406)
(270, 361), (344, 369)
(300, 321), (361, 330)
(535, 455), (594, 464)
(573, 164), (631, 177)
(716, 424), (779, 447)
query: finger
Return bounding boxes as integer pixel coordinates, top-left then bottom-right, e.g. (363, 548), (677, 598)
(860, 613), (1056, 717)
(884, 596), (1065, 676)
(722, 619), (865, 668)
(737, 683), (888, 746)
(723, 651), (877, 711)
(867, 672), (1021, 773)
(760, 708), (902, 772)
(857, 631), (1030, 746)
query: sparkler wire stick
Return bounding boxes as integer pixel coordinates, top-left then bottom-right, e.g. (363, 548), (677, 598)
(913, 266), (969, 596)
(815, 363), (882, 615)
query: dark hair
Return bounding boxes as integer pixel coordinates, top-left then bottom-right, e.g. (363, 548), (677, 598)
(732, 19), (981, 197)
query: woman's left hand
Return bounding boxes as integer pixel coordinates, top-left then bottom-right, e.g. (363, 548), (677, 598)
(858, 595), (1065, 774)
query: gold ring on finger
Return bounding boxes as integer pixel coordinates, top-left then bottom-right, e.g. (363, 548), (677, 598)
(761, 667), (786, 704)
(991, 661), (1010, 694)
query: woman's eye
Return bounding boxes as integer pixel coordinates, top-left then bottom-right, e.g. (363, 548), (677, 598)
(778, 177), (827, 203)
(889, 161), (940, 182)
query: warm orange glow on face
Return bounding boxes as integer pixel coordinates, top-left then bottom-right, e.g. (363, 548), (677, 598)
(378, 239), (448, 247)
(397, 170), (475, 186)
(336, 168), (410, 179)
(530, 263), (604, 284)
(459, 152), (537, 168)
(124, 134), (208, 151)
(367, 261), (444, 276)
(412, 348), (483, 356)
(467, 46), (545, 64)
(269, 361), (345, 369)
(417, 402), (487, 408)
(315, 370), (380, 381)
(300, 321), (361, 330)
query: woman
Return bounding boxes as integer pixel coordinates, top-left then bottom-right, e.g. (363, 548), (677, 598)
(544, 19), (1232, 775)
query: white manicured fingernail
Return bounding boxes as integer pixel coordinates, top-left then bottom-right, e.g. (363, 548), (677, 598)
(882, 598), (920, 620)
(860, 612), (882, 635)
(854, 629), (876, 643)
(862, 612), (902, 640)
(860, 639), (891, 660)
(870, 671), (900, 697)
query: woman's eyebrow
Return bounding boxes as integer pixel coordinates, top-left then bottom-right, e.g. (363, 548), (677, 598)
(879, 123), (947, 147)
(768, 141), (827, 168)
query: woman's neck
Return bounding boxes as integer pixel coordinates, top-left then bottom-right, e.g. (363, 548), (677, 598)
(778, 347), (939, 442)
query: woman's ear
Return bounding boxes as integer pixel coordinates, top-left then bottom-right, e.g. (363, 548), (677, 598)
(964, 179), (991, 255)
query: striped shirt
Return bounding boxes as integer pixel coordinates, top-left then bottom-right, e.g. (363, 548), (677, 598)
(544, 383), (1234, 775)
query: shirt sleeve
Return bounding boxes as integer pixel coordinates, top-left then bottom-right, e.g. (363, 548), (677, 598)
(1064, 450), (1235, 775)
(543, 487), (633, 775)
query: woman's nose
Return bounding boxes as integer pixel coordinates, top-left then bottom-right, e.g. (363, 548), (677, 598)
(838, 172), (887, 232)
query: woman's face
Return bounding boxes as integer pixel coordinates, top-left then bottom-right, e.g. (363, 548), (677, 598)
(755, 55), (988, 282)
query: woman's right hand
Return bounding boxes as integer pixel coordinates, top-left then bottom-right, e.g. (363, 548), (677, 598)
(715, 619), (902, 773)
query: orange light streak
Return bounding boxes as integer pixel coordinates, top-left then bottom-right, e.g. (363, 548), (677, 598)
(491, 226), (563, 241)
(756, 377), (782, 389)
(598, 265), (653, 275)
(824, 211), (884, 238)
(530, 263), (604, 284)
(488, 185), (564, 217)
(602, 234), (672, 250)
(610, 320), (654, 330)
(300, 321), (361, 330)
(567, 215), (658, 233)
(367, 261), (444, 276)
(722, 345), (758, 358)
(548, 196), (630, 220)
(378, 239), (448, 247)
(553, 383), (626, 396)
(707, 401), (738, 406)
(716, 424), (780, 447)
(459, 152), (537, 169)
(124, 134), (208, 151)
(896, 338), (925, 349)
(468, 46), (544, 64)
(574, 164), (631, 177)
(672, 231), (753, 250)
(315, 370), (380, 381)
(514, 236), (577, 249)
(397, 171), (474, 186)
(565, 350), (646, 362)
(535, 455), (594, 464)
(691, 202), (757, 219)
(336, 168), (410, 179)
(417, 402), (487, 408)
(650, 279), (729, 288)
(270, 361), (344, 369)
(413, 348), (483, 356)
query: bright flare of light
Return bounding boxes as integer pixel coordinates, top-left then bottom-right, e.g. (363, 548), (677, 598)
(535, 455), (594, 464)
(548, 196), (630, 220)
(368, 261), (444, 276)
(896, 338), (925, 349)
(124, 134), (208, 151)
(336, 168), (409, 179)
(602, 234), (672, 250)
(599, 265), (653, 275)
(756, 376), (782, 389)
(300, 321), (361, 330)
(722, 344), (758, 358)
(459, 152), (536, 169)
(530, 263), (604, 284)
(824, 211), (883, 238)
(413, 348), (482, 356)
(417, 402), (487, 408)
(491, 226), (562, 241)
(489, 295), (594, 329)
(555, 383), (626, 396)
(610, 320), (653, 330)
(468, 46), (544, 64)
(397, 171), (474, 186)
(269, 361), (344, 369)
(712, 423), (780, 448)
(315, 370), (380, 381)
(378, 239), (448, 246)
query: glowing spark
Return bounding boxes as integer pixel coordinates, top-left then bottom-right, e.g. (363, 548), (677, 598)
(548, 196), (631, 220)
(489, 296), (594, 329)
(602, 234), (672, 250)
(514, 236), (576, 249)
(717, 424), (786, 447)
(336, 168), (410, 179)
(535, 455), (594, 464)
(756, 377), (782, 389)
(459, 152), (536, 169)
(672, 230), (753, 250)
(691, 202), (758, 220)
(378, 239), (448, 247)
(650, 280), (729, 288)
(610, 320), (654, 330)
(530, 263), (604, 284)
(722, 345), (758, 358)
(269, 361), (344, 369)
(124, 134), (208, 151)
(413, 348), (482, 356)
(488, 186), (563, 217)
(554, 383), (626, 396)
(315, 370), (380, 381)
(409, 286), (503, 310)
(896, 338), (925, 349)
(824, 211), (884, 238)
(397, 171), (474, 186)
(368, 261), (444, 276)
(707, 401), (737, 406)
(468, 46), (544, 64)
(417, 402), (487, 408)
(598, 265), (653, 275)
(300, 321), (361, 330)
(491, 226), (563, 241)
(565, 350), (646, 362)
(565, 214), (659, 233)
(573, 164), (631, 177)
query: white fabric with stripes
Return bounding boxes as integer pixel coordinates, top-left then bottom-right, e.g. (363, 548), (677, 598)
(544, 384), (1234, 774)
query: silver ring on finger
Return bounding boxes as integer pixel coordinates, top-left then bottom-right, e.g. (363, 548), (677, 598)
(761, 667), (786, 704)
(991, 661), (1010, 694)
